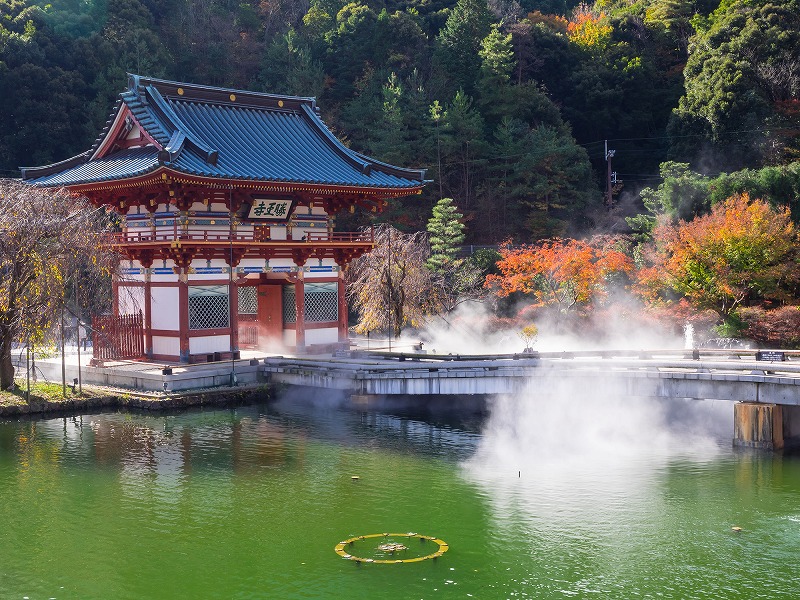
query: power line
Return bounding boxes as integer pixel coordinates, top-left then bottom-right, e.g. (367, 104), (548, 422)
(588, 124), (799, 144)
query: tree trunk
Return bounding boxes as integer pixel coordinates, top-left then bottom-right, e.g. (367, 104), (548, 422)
(0, 334), (15, 390)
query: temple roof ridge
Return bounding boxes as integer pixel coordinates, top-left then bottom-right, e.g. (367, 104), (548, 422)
(128, 74), (319, 112)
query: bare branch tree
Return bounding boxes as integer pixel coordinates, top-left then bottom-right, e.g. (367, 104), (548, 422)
(0, 180), (115, 389)
(346, 224), (437, 338)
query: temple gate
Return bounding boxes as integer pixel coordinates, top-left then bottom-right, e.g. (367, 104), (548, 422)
(23, 75), (425, 362)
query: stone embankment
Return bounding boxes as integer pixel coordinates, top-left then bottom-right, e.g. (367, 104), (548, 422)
(0, 384), (272, 419)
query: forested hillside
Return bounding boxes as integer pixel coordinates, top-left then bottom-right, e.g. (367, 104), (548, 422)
(2, 0), (799, 243)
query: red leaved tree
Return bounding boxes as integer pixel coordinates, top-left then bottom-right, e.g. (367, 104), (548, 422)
(485, 236), (633, 314)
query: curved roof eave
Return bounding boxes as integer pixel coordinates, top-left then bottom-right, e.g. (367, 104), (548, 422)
(20, 152), (91, 181)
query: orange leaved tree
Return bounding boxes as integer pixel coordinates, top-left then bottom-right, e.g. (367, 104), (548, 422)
(485, 236), (633, 313)
(637, 194), (800, 322)
(567, 4), (613, 50)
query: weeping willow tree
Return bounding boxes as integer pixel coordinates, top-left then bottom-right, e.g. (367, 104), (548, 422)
(345, 224), (437, 338)
(0, 180), (114, 389)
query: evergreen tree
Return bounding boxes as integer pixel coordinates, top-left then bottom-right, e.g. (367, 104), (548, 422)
(433, 0), (492, 96)
(259, 28), (324, 97)
(440, 89), (486, 212)
(426, 197), (465, 272)
(670, 0), (800, 169)
(425, 197), (486, 312)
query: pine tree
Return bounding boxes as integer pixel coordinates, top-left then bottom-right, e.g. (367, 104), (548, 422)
(426, 197), (465, 273)
(433, 0), (492, 96)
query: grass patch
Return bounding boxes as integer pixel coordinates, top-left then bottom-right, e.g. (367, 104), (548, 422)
(0, 380), (112, 407)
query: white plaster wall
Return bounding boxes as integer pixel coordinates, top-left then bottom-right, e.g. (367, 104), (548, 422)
(125, 124), (142, 141)
(270, 226), (287, 240)
(270, 257), (295, 269)
(153, 336), (180, 357)
(151, 287), (180, 330)
(189, 335), (231, 354)
(118, 285), (145, 315)
(283, 329), (296, 347)
(239, 258), (266, 269)
(305, 327), (338, 346)
(187, 272), (233, 282)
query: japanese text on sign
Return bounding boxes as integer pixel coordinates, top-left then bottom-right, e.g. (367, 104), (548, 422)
(248, 199), (292, 220)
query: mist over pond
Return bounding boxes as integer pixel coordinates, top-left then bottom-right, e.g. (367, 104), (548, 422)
(1, 388), (799, 599)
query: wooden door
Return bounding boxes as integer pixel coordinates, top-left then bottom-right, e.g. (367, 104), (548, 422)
(258, 284), (283, 342)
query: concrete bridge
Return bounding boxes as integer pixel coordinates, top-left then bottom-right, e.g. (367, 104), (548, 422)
(17, 347), (800, 451)
(263, 350), (800, 451)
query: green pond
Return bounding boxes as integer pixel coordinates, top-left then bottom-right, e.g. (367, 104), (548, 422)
(1, 388), (799, 599)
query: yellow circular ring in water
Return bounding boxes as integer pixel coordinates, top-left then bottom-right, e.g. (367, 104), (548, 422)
(334, 533), (449, 564)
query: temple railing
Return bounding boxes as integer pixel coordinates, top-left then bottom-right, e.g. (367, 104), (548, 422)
(108, 227), (374, 245)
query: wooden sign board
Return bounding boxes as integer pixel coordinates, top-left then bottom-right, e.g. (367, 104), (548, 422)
(246, 198), (294, 221)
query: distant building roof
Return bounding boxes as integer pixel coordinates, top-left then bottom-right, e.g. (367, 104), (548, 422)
(21, 74), (426, 191)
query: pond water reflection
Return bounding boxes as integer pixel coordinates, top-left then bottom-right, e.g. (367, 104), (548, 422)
(1, 388), (799, 599)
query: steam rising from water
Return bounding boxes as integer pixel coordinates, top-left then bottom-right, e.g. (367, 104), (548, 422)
(405, 300), (685, 356)
(462, 375), (732, 529)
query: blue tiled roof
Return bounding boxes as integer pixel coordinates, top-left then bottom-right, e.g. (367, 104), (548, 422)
(22, 74), (426, 190)
(28, 147), (160, 187)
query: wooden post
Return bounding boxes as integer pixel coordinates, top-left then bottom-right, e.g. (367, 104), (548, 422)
(338, 270), (348, 343)
(294, 271), (305, 353)
(144, 270), (153, 358)
(229, 278), (239, 353)
(179, 272), (190, 362)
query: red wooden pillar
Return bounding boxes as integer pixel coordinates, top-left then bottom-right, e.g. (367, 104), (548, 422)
(337, 270), (348, 343)
(112, 278), (119, 317)
(179, 273), (190, 362)
(294, 271), (305, 353)
(229, 278), (239, 353)
(144, 273), (153, 358)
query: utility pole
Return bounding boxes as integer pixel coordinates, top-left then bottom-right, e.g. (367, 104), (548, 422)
(387, 228), (392, 353)
(605, 140), (616, 209)
(75, 275), (82, 394)
(229, 190), (237, 387)
(61, 303), (66, 397)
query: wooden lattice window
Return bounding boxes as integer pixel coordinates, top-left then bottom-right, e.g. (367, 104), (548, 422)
(238, 286), (257, 315)
(304, 282), (338, 322)
(189, 286), (230, 330)
(282, 285), (296, 324)
(282, 283), (338, 324)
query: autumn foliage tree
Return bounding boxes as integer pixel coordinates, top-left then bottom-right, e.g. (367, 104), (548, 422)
(0, 180), (113, 389)
(567, 4), (613, 51)
(485, 236), (633, 314)
(637, 194), (800, 322)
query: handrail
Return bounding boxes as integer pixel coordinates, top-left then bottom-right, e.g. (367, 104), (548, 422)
(355, 348), (800, 361)
(263, 353), (800, 376)
(107, 228), (374, 244)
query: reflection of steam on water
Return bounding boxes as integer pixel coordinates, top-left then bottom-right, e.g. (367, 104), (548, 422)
(462, 376), (731, 532)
